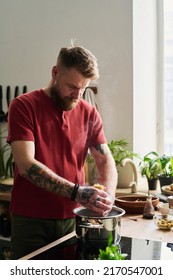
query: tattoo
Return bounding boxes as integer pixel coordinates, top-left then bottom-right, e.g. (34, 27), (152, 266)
(95, 144), (105, 155)
(24, 164), (70, 195)
(79, 188), (95, 205)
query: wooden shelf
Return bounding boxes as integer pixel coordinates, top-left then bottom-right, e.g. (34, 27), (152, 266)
(0, 235), (11, 242)
(0, 191), (11, 202)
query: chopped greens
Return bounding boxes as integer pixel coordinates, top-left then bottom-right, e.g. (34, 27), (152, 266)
(97, 233), (127, 260)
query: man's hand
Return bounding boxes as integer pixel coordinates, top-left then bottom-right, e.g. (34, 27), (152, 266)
(76, 186), (113, 216)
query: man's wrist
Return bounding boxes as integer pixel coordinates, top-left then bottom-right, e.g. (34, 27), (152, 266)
(70, 183), (80, 201)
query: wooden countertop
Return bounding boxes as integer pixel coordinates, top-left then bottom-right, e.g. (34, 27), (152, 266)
(19, 231), (76, 260)
(2, 177), (173, 259)
(0, 191), (11, 202)
(121, 213), (173, 243)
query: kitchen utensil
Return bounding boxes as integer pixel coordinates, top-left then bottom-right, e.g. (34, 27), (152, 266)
(158, 203), (169, 215)
(23, 85), (27, 94)
(167, 195), (173, 209)
(14, 86), (19, 98)
(115, 194), (159, 214)
(4, 85), (11, 121)
(0, 85), (5, 122)
(73, 206), (125, 247)
(143, 195), (155, 219)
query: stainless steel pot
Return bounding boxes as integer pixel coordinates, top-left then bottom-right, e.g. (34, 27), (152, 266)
(73, 206), (125, 247)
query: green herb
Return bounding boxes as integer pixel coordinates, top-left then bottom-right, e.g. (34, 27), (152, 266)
(139, 151), (162, 179)
(0, 127), (14, 178)
(0, 143), (14, 178)
(108, 139), (140, 165)
(97, 233), (127, 260)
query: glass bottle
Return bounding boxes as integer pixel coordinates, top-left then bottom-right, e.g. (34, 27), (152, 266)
(143, 195), (155, 219)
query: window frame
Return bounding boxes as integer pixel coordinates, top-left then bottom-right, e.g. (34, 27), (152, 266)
(156, 0), (164, 155)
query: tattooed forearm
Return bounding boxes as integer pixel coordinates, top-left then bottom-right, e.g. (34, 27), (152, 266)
(23, 164), (72, 196)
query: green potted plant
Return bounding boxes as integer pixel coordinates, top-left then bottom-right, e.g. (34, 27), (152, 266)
(0, 128), (14, 190)
(107, 139), (140, 165)
(139, 151), (162, 190)
(0, 143), (14, 177)
(158, 155), (173, 187)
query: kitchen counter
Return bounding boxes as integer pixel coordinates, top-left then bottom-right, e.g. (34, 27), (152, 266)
(2, 175), (173, 260)
(121, 213), (173, 243)
(19, 230), (173, 260)
(115, 176), (173, 243)
(116, 176), (173, 243)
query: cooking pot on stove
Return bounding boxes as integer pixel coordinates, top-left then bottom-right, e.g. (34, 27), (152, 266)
(73, 206), (125, 248)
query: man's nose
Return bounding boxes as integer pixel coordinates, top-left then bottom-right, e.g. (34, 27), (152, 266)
(72, 89), (82, 99)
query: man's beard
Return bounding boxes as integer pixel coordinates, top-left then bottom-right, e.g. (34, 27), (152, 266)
(50, 86), (78, 111)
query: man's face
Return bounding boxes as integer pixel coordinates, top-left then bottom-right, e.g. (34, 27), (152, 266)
(51, 66), (90, 111)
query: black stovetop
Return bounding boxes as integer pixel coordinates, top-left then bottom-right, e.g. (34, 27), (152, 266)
(29, 235), (173, 260)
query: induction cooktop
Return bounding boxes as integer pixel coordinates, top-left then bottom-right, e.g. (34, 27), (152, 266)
(29, 235), (173, 260)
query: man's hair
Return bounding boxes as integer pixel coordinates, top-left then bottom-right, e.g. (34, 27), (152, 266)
(57, 44), (99, 81)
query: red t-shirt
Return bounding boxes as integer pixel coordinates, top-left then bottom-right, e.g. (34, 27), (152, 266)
(7, 89), (107, 219)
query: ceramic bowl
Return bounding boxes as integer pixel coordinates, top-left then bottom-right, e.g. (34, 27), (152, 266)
(114, 194), (159, 214)
(154, 214), (173, 230)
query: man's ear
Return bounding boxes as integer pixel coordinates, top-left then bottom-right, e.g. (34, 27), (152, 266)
(52, 65), (59, 78)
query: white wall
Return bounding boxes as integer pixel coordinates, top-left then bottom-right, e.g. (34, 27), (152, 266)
(0, 0), (158, 156)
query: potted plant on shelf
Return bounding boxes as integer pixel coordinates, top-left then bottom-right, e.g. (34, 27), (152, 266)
(0, 128), (14, 190)
(139, 151), (162, 191)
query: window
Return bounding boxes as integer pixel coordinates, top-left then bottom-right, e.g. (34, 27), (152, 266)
(163, 0), (173, 154)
